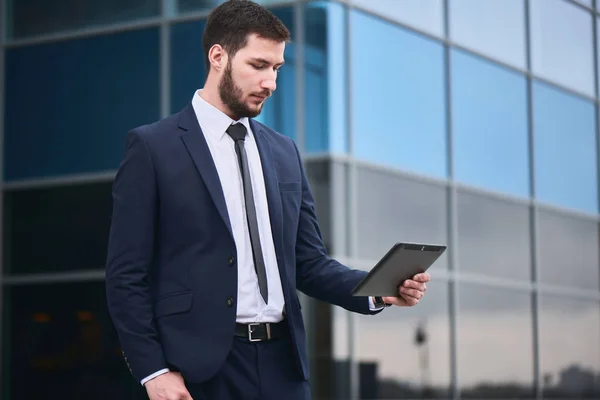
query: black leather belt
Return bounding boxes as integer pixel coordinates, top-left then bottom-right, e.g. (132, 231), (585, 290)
(234, 321), (286, 342)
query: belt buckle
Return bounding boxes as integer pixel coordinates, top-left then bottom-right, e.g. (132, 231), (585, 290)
(248, 323), (261, 342)
(247, 322), (271, 342)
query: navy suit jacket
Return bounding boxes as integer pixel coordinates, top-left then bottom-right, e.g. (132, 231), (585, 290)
(105, 103), (377, 384)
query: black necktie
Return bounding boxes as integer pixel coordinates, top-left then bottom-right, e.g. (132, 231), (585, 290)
(226, 123), (268, 304)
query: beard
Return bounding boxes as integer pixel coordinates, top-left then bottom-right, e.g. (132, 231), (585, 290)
(218, 60), (268, 120)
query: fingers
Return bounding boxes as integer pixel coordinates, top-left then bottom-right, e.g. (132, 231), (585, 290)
(399, 294), (419, 306)
(399, 285), (424, 301)
(402, 279), (427, 292)
(412, 272), (431, 282)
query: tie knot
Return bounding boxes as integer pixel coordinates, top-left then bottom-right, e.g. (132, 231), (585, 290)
(226, 123), (247, 141)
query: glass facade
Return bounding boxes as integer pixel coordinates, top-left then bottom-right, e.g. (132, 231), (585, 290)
(2, 1), (599, 399)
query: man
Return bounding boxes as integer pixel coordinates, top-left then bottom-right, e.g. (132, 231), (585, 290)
(105, 1), (430, 399)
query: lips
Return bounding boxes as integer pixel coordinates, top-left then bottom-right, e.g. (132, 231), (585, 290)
(251, 93), (270, 101)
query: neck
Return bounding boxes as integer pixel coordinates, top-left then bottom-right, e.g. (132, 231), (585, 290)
(199, 80), (237, 120)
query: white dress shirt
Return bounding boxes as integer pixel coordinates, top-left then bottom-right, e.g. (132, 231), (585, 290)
(191, 90), (286, 324)
(140, 90), (382, 385)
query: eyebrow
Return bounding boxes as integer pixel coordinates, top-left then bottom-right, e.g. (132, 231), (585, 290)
(250, 57), (285, 67)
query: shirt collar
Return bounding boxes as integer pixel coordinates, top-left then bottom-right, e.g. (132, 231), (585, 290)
(191, 89), (251, 141)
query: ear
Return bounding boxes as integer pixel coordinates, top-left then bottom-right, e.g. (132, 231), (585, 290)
(208, 44), (227, 72)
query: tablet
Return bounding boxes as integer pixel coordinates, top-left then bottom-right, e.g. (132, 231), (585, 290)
(351, 242), (446, 297)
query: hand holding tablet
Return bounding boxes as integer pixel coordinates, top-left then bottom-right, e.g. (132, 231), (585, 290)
(351, 242), (446, 298)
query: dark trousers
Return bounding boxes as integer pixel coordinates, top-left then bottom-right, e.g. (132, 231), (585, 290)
(185, 331), (311, 400)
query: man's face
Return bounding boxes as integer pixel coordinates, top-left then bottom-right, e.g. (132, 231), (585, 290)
(218, 33), (285, 119)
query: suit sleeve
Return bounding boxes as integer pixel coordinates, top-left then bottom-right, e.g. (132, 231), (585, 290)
(291, 141), (380, 315)
(105, 130), (168, 382)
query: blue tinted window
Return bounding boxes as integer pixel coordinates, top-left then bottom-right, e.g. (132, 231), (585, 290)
(304, 2), (347, 153)
(530, 0), (594, 97)
(451, 49), (529, 197)
(449, 0), (526, 69)
(597, 16), (600, 96)
(170, 20), (207, 114)
(533, 81), (598, 214)
(4, 28), (160, 181)
(7, 0), (159, 39)
(177, 0), (293, 14)
(350, 10), (447, 178)
(350, 0), (444, 38)
(170, 8), (296, 141)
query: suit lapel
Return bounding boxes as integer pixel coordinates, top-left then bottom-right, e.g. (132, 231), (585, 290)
(179, 104), (234, 240)
(250, 120), (287, 282)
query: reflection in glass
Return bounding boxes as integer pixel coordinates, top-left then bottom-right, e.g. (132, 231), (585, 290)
(349, 0), (445, 38)
(457, 190), (532, 281)
(537, 209), (599, 291)
(356, 281), (450, 398)
(303, 1), (348, 153)
(2, 282), (147, 400)
(532, 81), (597, 214)
(539, 296), (600, 398)
(530, 0), (594, 97)
(305, 161), (332, 251)
(356, 166), (448, 270)
(3, 183), (113, 274)
(458, 284), (534, 398)
(350, 10), (447, 178)
(170, 20), (207, 113)
(170, 8), (296, 141)
(451, 49), (529, 197)
(575, 0), (593, 7)
(449, 0), (526, 69)
(7, 0), (160, 39)
(5, 28), (160, 181)
(597, 16), (600, 96)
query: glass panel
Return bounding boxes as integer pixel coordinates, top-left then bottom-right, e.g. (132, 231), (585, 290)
(449, 0), (526, 69)
(539, 296), (600, 398)
(170, 20), (207, 113)
(170, 7), (296, 141)
(305, 160), (332, 251)
(537, 209), (599, 291)
(356, 281), (451, 398)
(177, 0), (293, 14)
(458, 284), (534, 398)
(597, 16), (600, 96)
(350, 10), (447, 178)
(4, 28), (160, 181)
(6, 0), (159, 39)
(356, 166), (448, 271)
(304, 1), (347, 153)
(349, 0), (445, 38)
(451, 49), (530, 197)
(3, 182), (112, 274)
(532, 81), (598, 214)
(457, 190), (532, 281)
(2, 282), (147, 399)
(530, 0), (594, 97)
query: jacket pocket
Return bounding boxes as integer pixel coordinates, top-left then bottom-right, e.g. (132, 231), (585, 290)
(154, 291), (193, 318)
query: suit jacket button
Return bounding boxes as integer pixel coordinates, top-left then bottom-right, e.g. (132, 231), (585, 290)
(227, 297), (234, 307)
(228, 256), (235, 265)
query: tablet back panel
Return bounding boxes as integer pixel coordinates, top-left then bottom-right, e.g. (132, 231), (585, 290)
(351, 242), (446, 296)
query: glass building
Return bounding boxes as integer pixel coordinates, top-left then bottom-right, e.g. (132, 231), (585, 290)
(1, 0), (599, 398)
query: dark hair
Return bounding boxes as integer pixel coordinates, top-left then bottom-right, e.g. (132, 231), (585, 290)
(202, 0), (291, 73)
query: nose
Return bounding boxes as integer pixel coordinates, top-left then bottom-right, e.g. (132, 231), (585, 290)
(261, 77), (276, 93)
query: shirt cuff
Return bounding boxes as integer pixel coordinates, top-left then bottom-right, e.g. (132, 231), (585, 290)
(368, 296), (385, 311)
(141, 368), (170, 386)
